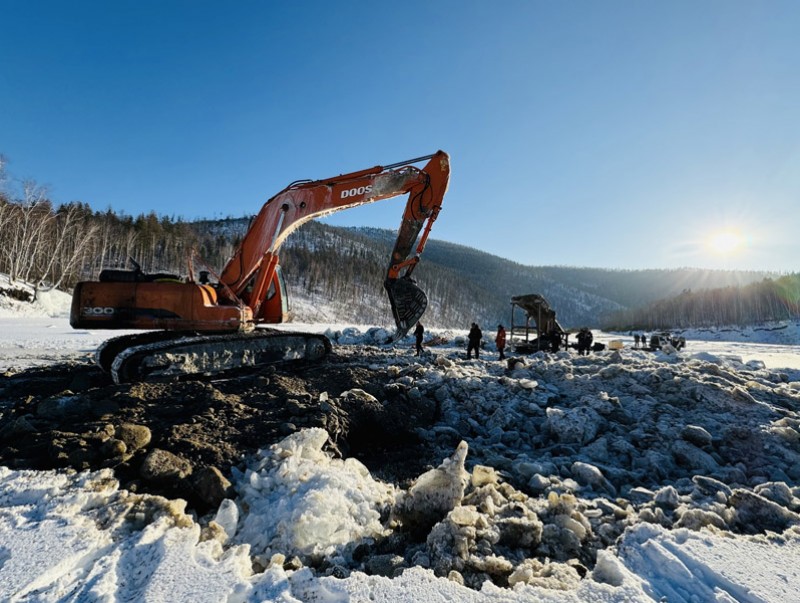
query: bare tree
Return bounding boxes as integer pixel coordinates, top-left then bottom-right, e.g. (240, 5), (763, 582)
(33, 203), (99, 294)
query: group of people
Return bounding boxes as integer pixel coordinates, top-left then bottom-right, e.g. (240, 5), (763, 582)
(466, 323), (509, 360)
(415, 322), (508, 360)
(415, 321), (508, 361)
(415, 322), (595, 360)
(633, 333), (649, 349)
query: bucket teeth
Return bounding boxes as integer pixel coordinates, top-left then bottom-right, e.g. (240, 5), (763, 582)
(385, 277), (428, 339)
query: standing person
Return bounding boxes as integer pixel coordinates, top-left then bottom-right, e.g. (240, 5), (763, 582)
(414, 322), (424, 356)
(634, 333), (640, 349)
(467, 323), (483, 359)
(577, 327), (593, 355)
(584, 328), (594, 354)
(549, 329), (561, 353)
(495, 324), (507, 360)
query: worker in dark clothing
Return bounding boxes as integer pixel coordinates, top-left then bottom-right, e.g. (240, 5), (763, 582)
(495, 324), (507, 360)
(576, 328), (593, 355)
(467, 323), (482, 359)
(549, 329), (561, 353)
(414, 322), (424, 356)
(634, 333), (640, 348)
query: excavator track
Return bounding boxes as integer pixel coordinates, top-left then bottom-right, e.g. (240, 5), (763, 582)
(100, 329), (331, 384)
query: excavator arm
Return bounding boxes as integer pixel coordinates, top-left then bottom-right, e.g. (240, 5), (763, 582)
(218, 150), (450, 336)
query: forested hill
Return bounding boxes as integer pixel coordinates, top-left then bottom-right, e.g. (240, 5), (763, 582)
(194, 218), (776, 330)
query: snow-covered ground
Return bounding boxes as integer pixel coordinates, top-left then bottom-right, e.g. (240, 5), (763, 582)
(2, 285), (800, 601)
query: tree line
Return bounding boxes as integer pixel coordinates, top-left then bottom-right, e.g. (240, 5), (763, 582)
(601, 274), (800, 331)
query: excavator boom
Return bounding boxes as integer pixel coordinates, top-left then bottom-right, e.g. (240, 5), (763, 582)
(217, 151), (450, 334)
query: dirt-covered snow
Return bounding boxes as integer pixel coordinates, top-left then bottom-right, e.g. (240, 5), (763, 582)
(1, 284), (800, 601)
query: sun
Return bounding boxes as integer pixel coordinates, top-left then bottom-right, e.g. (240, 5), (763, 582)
(707, 229), (745, 255)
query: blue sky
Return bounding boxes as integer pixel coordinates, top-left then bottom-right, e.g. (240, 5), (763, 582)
(1, 1), (798, 272)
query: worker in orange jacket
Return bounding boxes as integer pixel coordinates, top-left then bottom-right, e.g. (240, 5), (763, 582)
(495, 324), (507, 360)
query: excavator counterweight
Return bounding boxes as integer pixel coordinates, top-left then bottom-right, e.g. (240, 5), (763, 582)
(71, 151), (450, 382)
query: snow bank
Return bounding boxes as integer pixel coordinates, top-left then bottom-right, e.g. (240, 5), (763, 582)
(0, 275), (71, 319)
(3, 432), (800, 602)
(0, 467), (253, 601)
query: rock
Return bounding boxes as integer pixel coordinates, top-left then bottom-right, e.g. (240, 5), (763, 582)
(37, 394), (87, 420)
(3, 416), (37, 438)
(692, 475), (732, 499)
(729, 489), (800, 533)
(528, 474), (550, 492)
(278, 422), (297, 436)
(366, 554), (406, 577)
(67, 372), (94, 391)
(545, 407), (602, 445)
(627, 487), (654, 504)
(710, 466), (747, 486)
(100, 438), (127, 458)
(341, 388), (380, 405)
(654, 485), (680, 509)
(140, 449), (193, 482)
(754, 482), (796, 510)
(116, 423), (151, 452)
(681, 425), (713, 448)
(517, 460), (558, 480)
(190, 466), (233, 509)
(67, 442), (98, 469)
(671, 440), (719, 473)
(571, 461), (615, 495)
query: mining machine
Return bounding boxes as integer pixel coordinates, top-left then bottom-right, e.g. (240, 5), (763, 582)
(71, 151), (450, 382)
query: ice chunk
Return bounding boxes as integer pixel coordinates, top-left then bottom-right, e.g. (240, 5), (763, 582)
(394, 441), (469, 530)
(234, 428), (395, 561)
(214, 498), (239, 540)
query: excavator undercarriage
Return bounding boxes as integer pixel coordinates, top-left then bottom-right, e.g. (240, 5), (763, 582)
(97, 329), (331, 383)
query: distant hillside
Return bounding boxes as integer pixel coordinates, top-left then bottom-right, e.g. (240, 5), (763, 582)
(192, 219), (776, 331)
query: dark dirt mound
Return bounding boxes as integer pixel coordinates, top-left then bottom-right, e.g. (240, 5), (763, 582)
(0, 348), (441, 513)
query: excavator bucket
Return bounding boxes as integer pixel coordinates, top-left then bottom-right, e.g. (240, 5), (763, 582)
(385, 277), (428, 339)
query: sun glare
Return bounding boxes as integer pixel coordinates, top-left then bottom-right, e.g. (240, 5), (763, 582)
(707, 230), (744, 255)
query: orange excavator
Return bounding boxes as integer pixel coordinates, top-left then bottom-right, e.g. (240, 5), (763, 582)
(71, 151), (450, 382)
